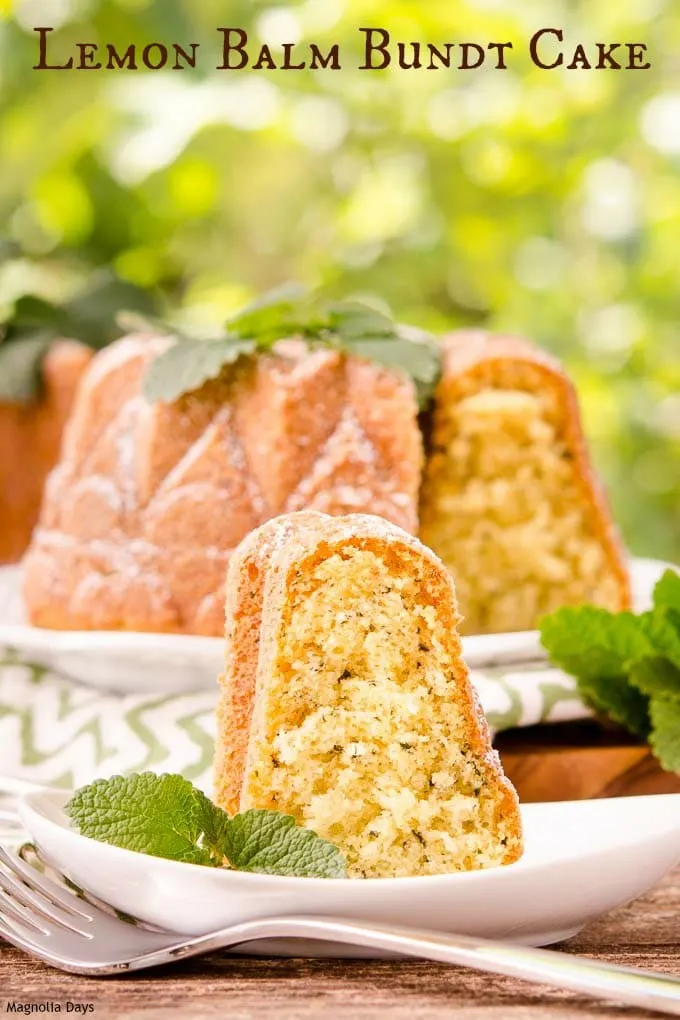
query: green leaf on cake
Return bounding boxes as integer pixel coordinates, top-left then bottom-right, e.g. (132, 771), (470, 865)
(341, 335), (441, 393)
(327, 301), (397, 340)
(226, 282), (312, 342)
(142, 336), (257, 403)
(66, 772), (347, 878)
(219, 808), (346, 879)
(141, 286), (442, 409)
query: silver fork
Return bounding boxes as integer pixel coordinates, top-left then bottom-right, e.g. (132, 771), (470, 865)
(1, 844), (680, 1014)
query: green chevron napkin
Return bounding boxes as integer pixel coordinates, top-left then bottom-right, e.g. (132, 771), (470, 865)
(0, 651), (590, 796)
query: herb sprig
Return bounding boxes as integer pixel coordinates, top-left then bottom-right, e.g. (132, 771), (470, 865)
(540, 569), (680, 772)
(140, 284), (441, 409)
(0, 269), (157, 403)
(66, 772), (346, 879)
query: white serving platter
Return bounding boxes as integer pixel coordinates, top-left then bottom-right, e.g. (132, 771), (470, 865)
(0, 558), (673, 695)
(17, 789), (680, 957)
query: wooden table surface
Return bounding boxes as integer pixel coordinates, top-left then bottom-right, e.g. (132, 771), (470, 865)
(1, 867), (678, 1020)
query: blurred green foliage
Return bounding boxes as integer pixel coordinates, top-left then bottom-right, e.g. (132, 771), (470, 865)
(0, 0), (678, 560)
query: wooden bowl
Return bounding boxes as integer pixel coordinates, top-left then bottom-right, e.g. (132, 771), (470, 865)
(495, 720), (680, 802)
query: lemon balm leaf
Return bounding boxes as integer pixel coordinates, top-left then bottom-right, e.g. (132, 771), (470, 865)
(539, 606), (656, 679)
(653, 570), (680, 614)
(66, 773), (346, 877)
(221, 809), (347, 878)
(140, 288), (442, 407)
(142, 337), (256, 403)
(649, 697), (680, 773)
(66, 773), (219, 866)
(630, 657), (680, 699)
(540, 602), (680, 762)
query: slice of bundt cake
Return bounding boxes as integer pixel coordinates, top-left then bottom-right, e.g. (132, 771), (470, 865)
(22, 336), (422, 635)
(214, 510), (522, 879)
(419, 331), (631, 636)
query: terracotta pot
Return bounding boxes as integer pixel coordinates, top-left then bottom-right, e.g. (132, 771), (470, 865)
(0, 340), (92, 564)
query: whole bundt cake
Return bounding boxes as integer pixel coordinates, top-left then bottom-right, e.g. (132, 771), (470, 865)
(23, 325), (631, 637)
(214, 510), (523, 878)
(22, 335), (422, 635)
(419, 331), (631, 635)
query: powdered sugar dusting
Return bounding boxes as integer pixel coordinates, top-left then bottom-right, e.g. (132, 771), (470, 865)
(115, 400), (142, 513)
(23, 335), (421, 635)
(287, 406), (378, 508)
(78, 474), (124, 513)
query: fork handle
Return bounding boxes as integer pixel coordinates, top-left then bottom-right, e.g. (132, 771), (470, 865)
(196, 915), (680, 1016)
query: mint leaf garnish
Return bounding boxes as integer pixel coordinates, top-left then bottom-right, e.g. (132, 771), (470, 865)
(141, 287), (441, 408)
(219, 809), (346, 878)
(576, 674), (650, 739)
(66, 773), (218, 866)
(225, 282), (313, 341)
(540, 598), (680, 773)
(630, 657), (680, 699)
(653, 569), (680, 613)
(649, 697), (680, 773)
(538, 606), (655, 679)
(142, 337), (256, 403)
(66, 773), (347, 878)
(639, 609), (680, 670)
(326, 301), (398, 340)
(341, 335), (441, 396)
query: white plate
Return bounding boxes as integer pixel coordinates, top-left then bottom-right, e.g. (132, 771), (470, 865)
(0, 558), (672, 694)
(18, 789), (680, 957)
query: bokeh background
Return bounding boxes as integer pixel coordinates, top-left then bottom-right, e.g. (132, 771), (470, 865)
(0, 0), (678, 562)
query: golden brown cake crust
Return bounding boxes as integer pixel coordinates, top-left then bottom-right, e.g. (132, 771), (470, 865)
(22, 337), (422, 635)
(214, 510), (523, 867)
(214, 511), (323, 815)
(428, 330), (631, 612)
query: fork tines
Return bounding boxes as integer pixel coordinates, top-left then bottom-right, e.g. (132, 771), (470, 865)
(0, 845), (93, 941)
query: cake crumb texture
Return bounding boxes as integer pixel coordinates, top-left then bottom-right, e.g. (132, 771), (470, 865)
(218, 511), (523, 879)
